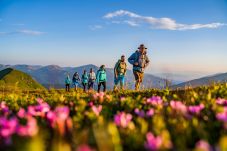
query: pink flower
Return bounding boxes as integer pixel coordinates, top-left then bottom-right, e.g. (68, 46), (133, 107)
(27, 101), (50, 117)
(91, 105), (102, 116)
(188, 104), (204, 115)
(114, 112), (132, 128)
(88, 101), (94, 107)
(36, 98), (44, 104)
(0, 102), (10, 115)
(46, 111), (56, 127)
(144, 132), (162, 151)
(195, 140), (212, 151)
(147, 96), (163, 106)
(134, 108), (154, 118)
(0, 117), (17, 138)
(146, 109), (155, 117)
(93, 92), (105, 100)
(170, 101), (187, 114)
(216, 112), (227, 122)
(55, 106), (70, 121)
(46, 106), (71, 135)
(17, 116), (38, 137)
(17, 108), (26, 118)
(0, 117), (18, 145)
(216, 98), (227, 106)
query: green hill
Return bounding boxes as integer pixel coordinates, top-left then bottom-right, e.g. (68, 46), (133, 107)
(0, 68), (45, 90)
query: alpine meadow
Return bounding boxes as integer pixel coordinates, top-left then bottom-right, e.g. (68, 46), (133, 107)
(1, 0), (227, 151)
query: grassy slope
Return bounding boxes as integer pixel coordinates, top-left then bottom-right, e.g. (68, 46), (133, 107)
(0, 68), (45, 90)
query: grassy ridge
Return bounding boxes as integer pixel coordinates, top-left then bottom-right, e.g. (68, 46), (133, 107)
(0, 68), (45, 91)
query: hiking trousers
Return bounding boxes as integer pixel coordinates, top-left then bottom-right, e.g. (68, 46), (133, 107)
(65, 84), (70, 92)
(98, 81), (106, 93)
(82, 83), (88, 92)
(133, 70), (144, 90)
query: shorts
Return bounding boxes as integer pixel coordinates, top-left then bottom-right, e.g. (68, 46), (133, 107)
(73, 82), (79, 87)
(114, 75), (125, 85)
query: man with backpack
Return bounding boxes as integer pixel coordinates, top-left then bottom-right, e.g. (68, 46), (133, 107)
(128, 44), (150, 90)
(114, 55), (127, 91)
(96, 65), (107, 93)
(81, 70), (89, 92)
(88, 68), (96, 90)
(72, 72), (80, 91)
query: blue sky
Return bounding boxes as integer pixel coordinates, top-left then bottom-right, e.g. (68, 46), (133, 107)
(0, 0), (227, 80)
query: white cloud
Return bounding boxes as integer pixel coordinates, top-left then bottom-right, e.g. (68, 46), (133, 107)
(110, 20), (139, 27)
(0, 29), (45, 36)
(104, 10), (140, 19)
(104, 10), (227, 30)
(18, 29), (45, 35)
(89, 25), (103, 30)
(124, 20), (139, 27)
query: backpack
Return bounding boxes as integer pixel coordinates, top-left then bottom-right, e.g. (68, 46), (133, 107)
(138, 54), (146, 68)
(98, 70), (106, 82)
(134, 51), (147, 68)
(116, 60), (127, 74)
(82, 74), (88, 83)
(65, 77), (71, 84)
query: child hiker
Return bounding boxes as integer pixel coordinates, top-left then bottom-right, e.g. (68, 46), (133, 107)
(72, 72), (80, 91)
(81, 70), (89, 92)
(65, 74), (71, 92)
(96, 65), (107, 93)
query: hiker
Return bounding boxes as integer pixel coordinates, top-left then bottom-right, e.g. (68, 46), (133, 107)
(88, 68), (96, 90)
(81, 70), (89, 92)
(128, 44), (150, 90)
(65, 74), (71, 92)
(72, 72), (80, 91)
(114, 55), (127, 91)
(96, 65), (107, 93)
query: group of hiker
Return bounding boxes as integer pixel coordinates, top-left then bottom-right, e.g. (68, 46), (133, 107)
(65, 44), (150, 92)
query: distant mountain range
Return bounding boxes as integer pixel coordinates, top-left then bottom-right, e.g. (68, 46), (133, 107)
(171, 72), (227, 89)
(0, 64), (167, 89)
(0, 68), (45, 90)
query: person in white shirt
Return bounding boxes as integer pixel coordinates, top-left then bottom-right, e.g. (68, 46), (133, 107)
(88, 68), (96, 90)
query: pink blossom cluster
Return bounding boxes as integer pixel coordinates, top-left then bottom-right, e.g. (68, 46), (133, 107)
(188, 104), (205, 115)
(147, 96), (163, 106)
(144, 132), (163, 151)
(216, 98), (227, 106)
(114, 112), (132, 128)
(134, 108), (154, 118)
(216, 107), (227, 122)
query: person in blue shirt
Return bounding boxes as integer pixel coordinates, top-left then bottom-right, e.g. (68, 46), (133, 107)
(65, 74), (71, 92)
(81, 70), (89, 92)
(72, 72), (80, 92)
(128, 44), (150, 90)
(96, 65), (107, 93)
